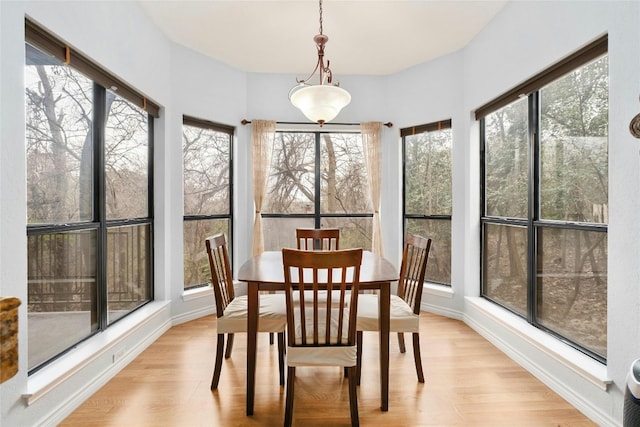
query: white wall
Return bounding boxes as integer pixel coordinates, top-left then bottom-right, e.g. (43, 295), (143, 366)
(1, 0), (639, 425)
(388, 51), (467, 316)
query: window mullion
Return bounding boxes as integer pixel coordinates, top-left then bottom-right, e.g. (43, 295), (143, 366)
(146, 117), (155, 299)
(479, 118), (487, 219)
(94, 84), (108, 331)
(402, 135), (407, 237)
(314, 133), (321, 228)
(228, 132), (234, 260)
(527, 91), (540, 324)
(148, 115), (154, 219)
(479, 117), (487, 295)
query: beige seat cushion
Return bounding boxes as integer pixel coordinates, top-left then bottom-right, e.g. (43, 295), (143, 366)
(356, 294), (419, 333)
(216, 294), (287, 334)
(286, 307), (356, 367)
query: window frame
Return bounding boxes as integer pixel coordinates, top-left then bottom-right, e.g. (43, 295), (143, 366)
(478, 36), (608, 363)
(401, 119), (453, 286)
(25, 20), (155, 374)
(182, 116), (234, 290)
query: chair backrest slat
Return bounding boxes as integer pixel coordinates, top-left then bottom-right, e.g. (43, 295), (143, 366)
(397, 234), (432, 314)
(296, 228), (340, 251)
(205, 233), (235, 319)
(282, 248), (362, 348)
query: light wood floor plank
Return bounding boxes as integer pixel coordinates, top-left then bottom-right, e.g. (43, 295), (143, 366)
(60, 312), (596, 426)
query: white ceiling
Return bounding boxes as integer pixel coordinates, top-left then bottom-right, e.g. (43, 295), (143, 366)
(137, 0), (507, 76)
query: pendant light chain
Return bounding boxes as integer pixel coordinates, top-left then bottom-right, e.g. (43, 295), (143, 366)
(319, 0), (324, 35)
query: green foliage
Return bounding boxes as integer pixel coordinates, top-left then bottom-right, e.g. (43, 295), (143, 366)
(539, 57), (609, 222)
(404, 130), (452, 216)
(485, 98), (529, 218)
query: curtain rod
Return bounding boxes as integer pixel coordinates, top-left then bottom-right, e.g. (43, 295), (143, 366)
(241, 119), (393, 128)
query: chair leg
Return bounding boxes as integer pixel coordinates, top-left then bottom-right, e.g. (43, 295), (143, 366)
(356, 331), (363, 386)
(268, 290), (276, 346)
(397, 332), (406, 353)
(211, 334), (225, 390)
(347, 366), (360, 427)
(344, 340), (350, 376)
(278, 332), (286, 386)
(412, 332), (425, 383)
(224, 333), (234, 359)
(284, 366), (296, 427)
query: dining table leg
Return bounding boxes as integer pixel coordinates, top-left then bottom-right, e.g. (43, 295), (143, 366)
(379, 282), (390, 411)
(246, 281), (259, 416)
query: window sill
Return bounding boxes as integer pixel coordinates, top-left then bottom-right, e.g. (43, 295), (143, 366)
(182, 285), (213, 301)
(465, 296), (611, 391)
(424, 282), (454, 298)
(23, 301), (170, 406)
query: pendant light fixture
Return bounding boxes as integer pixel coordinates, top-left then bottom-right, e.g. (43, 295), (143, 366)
(289, 0), (351, 126)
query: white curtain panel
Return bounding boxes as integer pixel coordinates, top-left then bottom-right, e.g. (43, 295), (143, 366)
(251, 120), (276, 256)
(361, 121), (383, 256)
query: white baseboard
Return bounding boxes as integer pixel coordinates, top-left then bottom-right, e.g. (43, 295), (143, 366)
(463, 297), (617, 427)
(42, 318), (171, 426)
(172, 305), (216, 326)
(28, 302), (172, 426)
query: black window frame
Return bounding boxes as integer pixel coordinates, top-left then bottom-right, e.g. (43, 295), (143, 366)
(477, 35), (608, 363)
(401, 119), (453, 286)
(25, 19), (155, 374)
(182, 116), (235, 290)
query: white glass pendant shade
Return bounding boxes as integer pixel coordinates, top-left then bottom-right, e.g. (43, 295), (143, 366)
(290, 84), (351, 124)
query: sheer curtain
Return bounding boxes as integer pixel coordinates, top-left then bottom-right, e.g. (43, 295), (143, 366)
(251, 120), (276, 256)
(361, 121), (384, 255)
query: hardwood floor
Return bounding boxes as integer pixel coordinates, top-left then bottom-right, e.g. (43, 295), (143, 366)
(60, 312), (596, 426)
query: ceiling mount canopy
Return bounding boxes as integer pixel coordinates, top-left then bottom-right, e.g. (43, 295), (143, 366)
(289, 0), (351, 126)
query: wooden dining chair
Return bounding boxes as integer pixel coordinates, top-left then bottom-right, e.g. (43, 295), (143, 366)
(296, 227), (340, 251)
(355, 233), (432, 384)
(282, 247), (363, 427)
(206, 233), (287, 390)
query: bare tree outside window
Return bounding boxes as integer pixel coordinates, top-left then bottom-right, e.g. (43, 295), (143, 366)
(26, 57), (93, 224)
(182, 121), (232, 289)
(263, 132), (372, 250)
(105, 90), (149, 220)
(25, 42), (153, 371)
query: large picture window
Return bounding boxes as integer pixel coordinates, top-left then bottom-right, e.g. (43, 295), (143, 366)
(25, 20), (156, 372)
(478, 36), (608, 361)
(262, 131), (373, 250)
(402, 120), (452, 285)
(182, 117), (233, 289)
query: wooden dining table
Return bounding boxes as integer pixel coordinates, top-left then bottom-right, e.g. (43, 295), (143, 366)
(237, 250), (398, 416)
